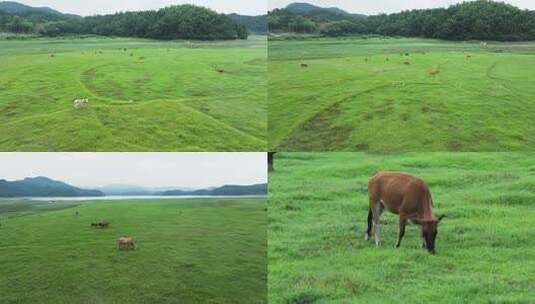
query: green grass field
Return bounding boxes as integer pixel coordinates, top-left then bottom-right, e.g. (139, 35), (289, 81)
(0, 198), (266, 303)
(268, 153), (534, 303)
(268, 37), (535, 151)
(0, 36), (266, 151)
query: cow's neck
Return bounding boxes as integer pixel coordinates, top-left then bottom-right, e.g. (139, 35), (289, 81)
(419, 199), (434, 221)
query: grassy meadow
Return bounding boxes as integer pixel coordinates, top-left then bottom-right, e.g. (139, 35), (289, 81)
(0, 197), (266, 303)
(268, 153), (534, 303)
(0, 36), (267, 151)
(268, 37), (535, 151)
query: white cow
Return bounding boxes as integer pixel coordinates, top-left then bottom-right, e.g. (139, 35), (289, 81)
(73, 98), (89, 109)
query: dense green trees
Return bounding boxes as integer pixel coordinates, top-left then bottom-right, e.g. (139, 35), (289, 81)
(67, 5), (248, 40)
(1, 4), (248, 40)
(269, 0), (535, 41)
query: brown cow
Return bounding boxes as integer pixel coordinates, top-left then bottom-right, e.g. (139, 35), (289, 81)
(117, 237), (136, 250)
(365, 172), (445, 254)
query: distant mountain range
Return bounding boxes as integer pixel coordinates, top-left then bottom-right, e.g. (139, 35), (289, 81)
(0, 177), (267, 197)
(0, 177), (104, 197)
(227, 13), (267, 34)
(96, 184), (193, 196)
(162, 184), (267, 196)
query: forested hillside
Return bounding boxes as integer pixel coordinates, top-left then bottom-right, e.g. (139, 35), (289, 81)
(269, 0), (535, 41)
(0, 2), (248, 40)
(0, 177), (104, 197)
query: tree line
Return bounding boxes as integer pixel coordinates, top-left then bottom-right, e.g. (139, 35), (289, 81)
(269, 0), (535, 41)
(1, 5), (248, 40)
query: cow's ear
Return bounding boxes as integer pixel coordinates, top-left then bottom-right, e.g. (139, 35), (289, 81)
(437, 214), (446, 223)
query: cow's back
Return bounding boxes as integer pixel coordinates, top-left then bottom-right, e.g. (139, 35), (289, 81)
(368, 171), (430, 215)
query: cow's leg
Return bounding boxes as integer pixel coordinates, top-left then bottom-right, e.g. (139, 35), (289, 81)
(372, 201), (383, 246)
(365, 208), (373, 240)
(395, 217), (407, 248)
(421, 226), (426, 248)
(421, 235), (426, 249)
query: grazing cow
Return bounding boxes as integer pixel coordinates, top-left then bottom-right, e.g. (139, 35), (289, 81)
(91, 220), (109, 228)
(301, 63), (308, 68)
(117, 237), (136, 250)
(365, 172), (445, 254)
(73, 98), (89, 109)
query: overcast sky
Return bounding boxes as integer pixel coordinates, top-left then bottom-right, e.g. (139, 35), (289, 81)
(0, 153), (266, 189)
(15, 0), (267, 16)
(269, 0), (535, 15)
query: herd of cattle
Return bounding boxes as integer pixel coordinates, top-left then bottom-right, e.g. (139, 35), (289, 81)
(89, 219), (136, 250)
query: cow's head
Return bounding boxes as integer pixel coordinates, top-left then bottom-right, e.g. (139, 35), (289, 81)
(421, 215), (445, 254)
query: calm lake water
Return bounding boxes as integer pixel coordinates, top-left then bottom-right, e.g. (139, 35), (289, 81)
(26, 195), (266, 201)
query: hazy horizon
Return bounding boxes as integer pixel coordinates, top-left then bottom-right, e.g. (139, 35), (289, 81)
(9, 0), (267, 16)
(269, 0), (535, 15)
(0, 153), (267, 189)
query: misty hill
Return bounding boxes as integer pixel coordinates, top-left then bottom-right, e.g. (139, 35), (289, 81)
(96, 184), (190, 196)
(0, 1), (61, 15)
(227, 13), (267, 34)
(269, 2), (366, 34)
(0, 177), (104, 197)
(162, 184), (267, 196)
(97, 184), (154, 196)
(286, 3), (350, 16)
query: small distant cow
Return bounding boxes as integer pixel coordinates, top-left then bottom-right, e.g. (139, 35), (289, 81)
(365, 172), (445, 254)
(117, 237), (136, 250)
(73, 98), (89, 109)
(90, 220), (110, 228)
(300, 63), (308, 68)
